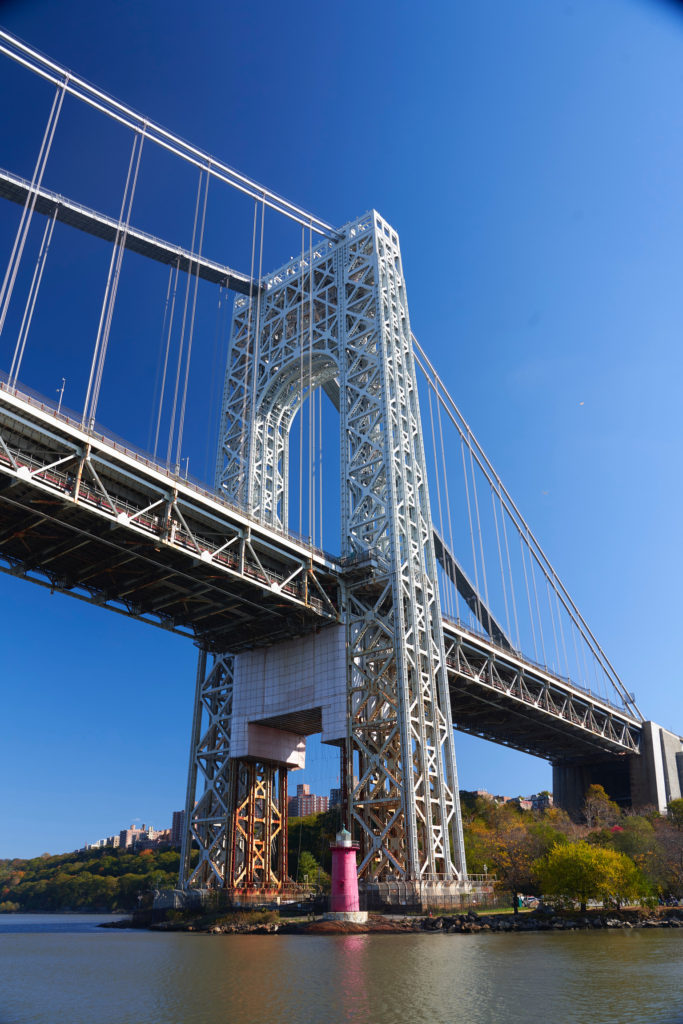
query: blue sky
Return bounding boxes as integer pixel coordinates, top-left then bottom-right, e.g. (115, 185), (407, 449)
(1, 0), (683, 857)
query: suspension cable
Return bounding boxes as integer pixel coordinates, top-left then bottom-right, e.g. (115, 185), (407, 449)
(83, 129), (144, 428)
(491, 488), (512, 644)
(528, 535), (547, 667)
(468, 434), (492, 628)
(437, 382), (460, 621)
(414, 342), (640, 716)
(203, 284), (226, 483)
(520, 535), (539, 663)
(237, 200), (259, 504)
(151, 262), (178, 458)
(427, 385), (450, 617)
(298, 226), (305, 537)
(0, 79), (66, 341)
(319, 385), (325, 548)
(501, 500), (521, 651)
(545, 577), (561, 674)
(175, 166), (210, 472)
(460, 437), (484, 633)
(308, 224), (314, 542)
(8, 206), (57, 387)
(166, 168), (203, 467)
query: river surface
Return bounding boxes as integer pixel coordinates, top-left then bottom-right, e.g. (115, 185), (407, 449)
(0, 915), (682, 1024)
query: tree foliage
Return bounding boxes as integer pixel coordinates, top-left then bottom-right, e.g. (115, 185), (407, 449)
(0, 847), (192, 912)
(533, 841), (652, 910)
(583, 785), (621, 829)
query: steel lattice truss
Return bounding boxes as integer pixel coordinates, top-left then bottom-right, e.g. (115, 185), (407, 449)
(443, 625), (641, 761)
(212, 213), (466, 882)
(181, 652), (288, 890)
(0, 386), (338, 651)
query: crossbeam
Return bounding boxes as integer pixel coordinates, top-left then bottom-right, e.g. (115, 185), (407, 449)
(433, 530), (513, 650)
(0, 168), (257, 294)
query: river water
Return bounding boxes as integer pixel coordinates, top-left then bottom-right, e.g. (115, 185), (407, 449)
(0, 915), (682, 1024)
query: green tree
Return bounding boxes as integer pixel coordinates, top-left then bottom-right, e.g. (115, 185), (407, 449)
(533, 841), (651, 912)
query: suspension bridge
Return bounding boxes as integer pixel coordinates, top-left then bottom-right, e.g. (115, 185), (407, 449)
(0, 29), (681, 899)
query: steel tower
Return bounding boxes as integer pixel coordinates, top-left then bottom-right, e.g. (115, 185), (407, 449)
(180, 212), (466, 891)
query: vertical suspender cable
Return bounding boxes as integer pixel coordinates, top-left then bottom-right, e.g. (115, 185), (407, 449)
(148, 263), (174, 451)
(554, 589), (571, 681)
(437, 386), (460, 622)
(0, 80), (66, 340)
(246, 196), (265, 511)
(528, 534), (547, 667)
(83, 129), (144, 427)
(152, 261), (179, 459)
(569, 616), (582, 689)
(461, 438), (484, 633)
(166, 168), (204, 467)
(468, 434), (492, 631)
(427, 385), (450, 618)
(308, 225), (314, 541)
(501, 504), (521, 651)
(298, 227), (305, 536)
(545, 578), (561, 674)
(203, 284), (225, 483)
(491, 489), (512, 644)
(175, 167), (210, 472)
(520, 535), (539, 663)
(318, 385), (323, 550)
(8, 207), (57, 387)
(238, 200), (259, 505)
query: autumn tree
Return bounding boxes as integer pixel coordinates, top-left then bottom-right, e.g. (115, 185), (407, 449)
(533, 841), (651, 912)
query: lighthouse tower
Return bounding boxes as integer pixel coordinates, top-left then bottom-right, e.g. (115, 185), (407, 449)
(325, 828), (368, 923)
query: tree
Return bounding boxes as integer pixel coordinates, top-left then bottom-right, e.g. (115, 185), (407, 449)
(610, 816), (655, 863)
(650, 817), (683, 898)
(583, 785), (620, 829)
(667, 799), (683, 831)
(533, 841), (651, 912)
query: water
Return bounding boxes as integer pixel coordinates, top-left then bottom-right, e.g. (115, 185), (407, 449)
(0, 915), (682, 1024)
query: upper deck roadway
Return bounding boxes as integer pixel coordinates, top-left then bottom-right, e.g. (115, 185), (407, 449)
(0, 382), (642, 763)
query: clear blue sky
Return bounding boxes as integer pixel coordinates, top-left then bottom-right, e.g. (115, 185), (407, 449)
(1, 0), (683, 858)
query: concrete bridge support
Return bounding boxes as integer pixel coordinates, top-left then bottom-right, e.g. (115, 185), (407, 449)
(553, 721), (683, 818)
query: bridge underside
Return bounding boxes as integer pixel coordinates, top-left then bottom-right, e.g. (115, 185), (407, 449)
(0, 387), (338, 652)
(443, 625), (641, 762)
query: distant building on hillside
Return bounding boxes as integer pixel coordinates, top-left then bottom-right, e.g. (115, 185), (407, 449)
(288, 783), (329, 817)
(530, 791), (554, 811)
(119, 824), (147, 849)
(84, 834), (120, 851)
(170, 810), (185, 847)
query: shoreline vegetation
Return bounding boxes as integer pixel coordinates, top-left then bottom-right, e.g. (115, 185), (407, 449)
(2, 789), (681, 917)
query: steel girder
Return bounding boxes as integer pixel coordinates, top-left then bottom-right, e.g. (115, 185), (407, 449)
(213, 213), (466, 883)
(443, 625), (641, 761)
(180, 651), (288, 890)
(0, 386), (338, 651)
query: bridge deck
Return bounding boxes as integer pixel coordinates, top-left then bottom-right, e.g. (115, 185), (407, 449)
(444, 621), (641, 760)
(0, 384), (339, 651)
(0, 381), (641, 758)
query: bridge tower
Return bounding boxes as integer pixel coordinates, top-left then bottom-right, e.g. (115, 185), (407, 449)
(180, 213), (467, 893)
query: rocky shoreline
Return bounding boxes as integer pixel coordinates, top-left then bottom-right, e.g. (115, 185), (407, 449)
(102, 907), (683, 936)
